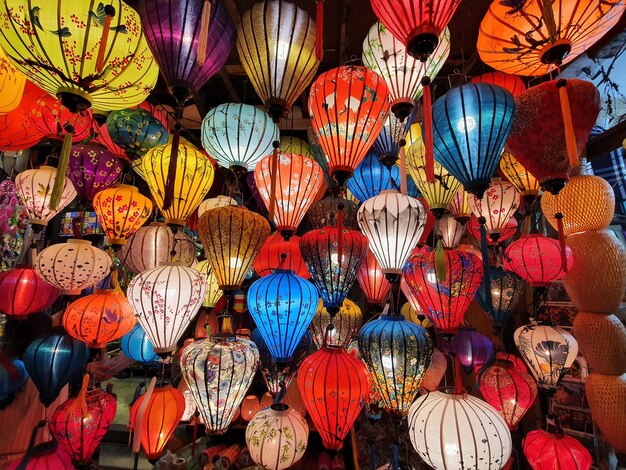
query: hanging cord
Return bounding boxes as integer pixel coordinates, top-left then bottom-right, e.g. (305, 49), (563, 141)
(421, 76), (435, 183)
(96, 5), (115, 74)
(554, 211), (569, 273)
(478, 216), (494, 314)
(399, 139), (407, 194)
(336, 202), (344, 267)
(163, 122), (182, 212)
(197, 0), (212, 65)
(267, 140), (280, 221)
(315, 0), (324, 61)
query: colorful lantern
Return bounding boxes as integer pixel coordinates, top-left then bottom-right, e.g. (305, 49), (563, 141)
(400, 301), (432, 329)
(254, 233), (309, 279)
(433, 214), (465, 249)
(357, 249), (392, 304)
(447, 327), (494, 373)
(447, 187), (472, 220)
(499, 151), (540, 198)
(193, 261), (223, 309)
(298, 347), (370, 450)
(5, 426), (73, 470)
(0, 45), (25, 114)
(467, 215), (518, 246)
(514, 323), (578, 389)
(468, 177), (520, 241)
(373, 112), (416, 167)
(471, 72), (525, 97)
(128, 264), (207, 354)
(307, 195), (359, 230)
(308, 65), (390, 185)
(422, 348), (447, 391)
(198, 196), (237, 217)
(121, 324), (159, 363)
(241, 395), (261, 421)
(504, 235), (573, 286)
(0, 84), (44, 151)
(106, 108), (169, 158)
(309, 298), (362, 349)
(523, 428), (593, 470)
(0, 267), (59, 317)
(476, 267), (525, 333)
(28, 90), (92, 142)
(346, 151), (400, 202)
(67, 145), (123, 201)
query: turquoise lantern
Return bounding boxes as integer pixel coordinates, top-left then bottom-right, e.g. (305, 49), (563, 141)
(347, 151), (400, 202)
(121, 325), (159, 364)
(106, 108), (169, 159)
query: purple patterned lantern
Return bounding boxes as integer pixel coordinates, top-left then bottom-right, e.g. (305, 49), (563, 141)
(68, 144), (123, 201)
(445, 327), (495, 374)
(138, 0), (235, 103)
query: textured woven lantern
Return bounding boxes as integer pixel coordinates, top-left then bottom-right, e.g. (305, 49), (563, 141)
(67, 145), (123, 201)
(476, 267), (525, 333)
(447, 327), (494, 373)
(434, 214), (465, 249)
(35, 240), (112, 295)
(193, 261), (223, 309)
(298, 347), (370, 450)
(357, 249), (392, 305)
(121, 324), (159, 363)
(499, 151), (540, 198)
(471, 72), (525, 97)
(504, 235), (572, 286)
(180, 337), (259, 434)
(0, 45), (25, 114)
(106, 108), (169, 159)
(198, 196), (237, 217)
(198, 205), (271, 291)
(346, 151), (400, 202)
(0, 85), (44, 151)
(93, 184), (153, 246)
(523, 428), (593, 470)
(254, 233), (309, 279)
(309, 298), (362, 349)
(308, 65), (390, 186)
(0, 267), (59, 318)
(468, 177), (520, 241)
(421, 347), (447, 391)
(514, 323), (578, 389)
(128, 264), (207, 354)
(307, 195), (359, 230)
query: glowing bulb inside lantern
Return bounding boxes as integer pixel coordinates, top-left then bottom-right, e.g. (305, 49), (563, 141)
(457, 116), (477, 132)
(426, 272), (438, 284)
(230, 257), (244, 269)
(382, 355), (395, 370)
(276, 40), (290, 60)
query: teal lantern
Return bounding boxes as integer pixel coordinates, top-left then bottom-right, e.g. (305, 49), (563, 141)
(121, 325), (159, 364)
(347, 151), (400, 202)
(106, 108), (169, 159)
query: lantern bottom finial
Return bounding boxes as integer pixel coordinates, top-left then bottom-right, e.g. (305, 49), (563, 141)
(407, 32), (439, 62)
(57, 91), (92, 114)
(391, 100), (415, 122)
(331, 168), (353, 188)
(465, 179), (491, 200)
(266, 98), (289, 124)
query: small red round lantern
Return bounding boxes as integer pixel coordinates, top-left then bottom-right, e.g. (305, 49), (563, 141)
(0, 267), (59, 317)
(504, 234), (573, 286)
(356, 248), (391, 304)
(254, 233), (309, 278)
(471, 72), (526, 97)
(523, 428), (592, 470)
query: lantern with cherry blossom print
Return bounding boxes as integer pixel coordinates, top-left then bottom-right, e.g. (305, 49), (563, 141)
(309, 298), (362, 349)
(357, 249), (392, 305)
(0, 267), (59, 318)
(447, 327), (494, 373)
(106, 108), (169, 159)
(254, 233), (309, 279)
(504, 235), (573, 286)
(523, 428), (593, 470)
(67, 145), (123, 201)
(468, 178), (520, 241)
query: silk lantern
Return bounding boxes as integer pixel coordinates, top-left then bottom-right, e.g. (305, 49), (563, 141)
(357, 249), (392, 305)
(280, 136), (315, 159)
(514, 323), (578, 389)
(433, 214), (465, 249)
(193, 261), (223, 309)
(504, 235), (573, 286)
(0, 45), (25, 114)
(447, 187), (472, 220)
(298, 347), (370, 450)
(307, 195), (359, 230)
(468, 177), (520, 241)
(476, 267), (525, 333)
(471, 72), (526, 97)
(241, 395), (261, 421)
(198, 196), (237, 218)
(128, 264), (207, 354)
(254, 233), (309, 279)
(309, 298), (362, 349)
(373, 112), (416, 167)
(0, 84), (44, 151)
(0, 267), (59, 317)
(28, 90), (93, 142)
(447, 327), (494, 373)
(499, 151), (540, 198)
(523, 428), (592, 470)
(467, 215), (518, 246)
(121, 324), (159, 363)
(346, 151), (400, 202)
(421, 347), (447, 391)
(67, 145), (123, 201)
(0, 357), (28, 401)
(106, 108), (169, 158)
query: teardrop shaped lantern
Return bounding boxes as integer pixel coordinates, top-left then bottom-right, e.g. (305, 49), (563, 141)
(237, 0), (320, 122)
(0, 267), (59, 318)
(499, 151), (540, 199)
(433, 214), (465, 249)
(357, 249), (392, 305)
(476, 267), (525, 333)
(198, 196), (237, 218)
(254, 233), (309, 279)
(128, 264), (207, 354)
(307, 195), (359, 230)
(106, 108), (169, 159)
(297, 347), (370, 450)
(504, 235), (573, 286)
(180, 337), (259, 434)
(67, 145), (123, 201)
(447, 327), (495, 373)
(346, 151), (400, 202)
(193, 261), (223, 308)
(308, 65), (390, 186)
(309, 298), (362, 349)
(523, 428), (593, 470)
(121, 324), (159, 363)
(0, 46), (25, 114)
(433, 82), (516, 198)
(468, 177), (520, 241)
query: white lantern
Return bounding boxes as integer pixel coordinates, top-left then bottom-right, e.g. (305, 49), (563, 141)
(408, 389), (512, 469)
(246, 403), (309, 470)
(198, 196), (238, 217)
(35, 239), (111, 295)
(193, 260), (223, 308)
(468, 177), (520, 241)
(434, 214), (465, 249)
(127, 264), (207, 354)
(514, 323), (578, 389)
(357, 190), (427, 276)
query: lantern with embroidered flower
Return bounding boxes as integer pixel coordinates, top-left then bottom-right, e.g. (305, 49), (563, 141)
(106, 108), (169, 159)
(67, 144), (123, 201)
(468, 177), (520, 242)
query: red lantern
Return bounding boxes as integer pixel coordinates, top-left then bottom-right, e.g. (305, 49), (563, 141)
(504, 235), (573, 286)
(0, 267), (59, 318)
(471, 72), (525, 97)
(6, 421), (74, 470)
(356, 249), (391, 304)
(298, 347), (370, 450)
(417, 197), (436, 245)
(0, 82), (44, 151)
(467, 215), (518, 246)
(254, 233), (309, 279)
(129, 385), (186, 460)
(523, 428), (592, 470)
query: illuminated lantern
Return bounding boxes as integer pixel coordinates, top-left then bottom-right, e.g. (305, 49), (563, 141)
(476, 267), (525, 333)
(237, 0), (320, 122)
(0, 84), (44, 151)
(477, 0), (625, 76)
(198, 196), (237, 217)
(432, 83), (515, 198)
(307, 195), (359, 230)
(247, 270), (317, 362)
(468, 178), (520, 241)
(121, 324), (159, 363)
(505, 80), (600, 194)
(357, 249), (392, 305)
(35, 240), (112, 295)
(471, 72), (525, 97)
(28, 91), (92, 142)
(180, 337), (259, 433)
(193, 261), (223, 309)
(201, 103), (278, 172)
(479, 358), (537, 430)
(309, 298), (362, 349)
(23, 331), (90, 407)
(0, 46), (25, 114)
(0, 267), (59, 317)
(408, 389), (512, 469)
(142, 142), (215, 227)
(0, 0), (159, 112)
(254, 153), (324, 237)
(106, 108), (169, 158)
(504, 235), (573, 286)
(280, 136), (314, 159)
(434, 214), (465, 249)
(298, 347), (370, 450)
(514, 323), (578, 389)
(421, 348), (447, 392)
(400, 301), (432, 329)
(467, 215), (518, 246)
(63, 289), (136, 347)
(254, 233), (309, 279)
(373, 112), (416, 167)
(241, 395), (260, 421)
(308, 65), (390, 185)
(499, 151), (540, 198)
(447, 327), (494, 373)
(92, 184), (152, 246)
(523, 428), (592, 470)
(448, 187), (472, 221)
(67, 145), (122, 201)
(129, 385), (186, 460)
(403, 248), (483, 336)
(246, 404), (309, 470)
(346, 151), (400, 202)
(359, 314), (433, 416)
(127, 264), (207, 354)
(15, 166), (76, 229)
(198, 205), (271, 291)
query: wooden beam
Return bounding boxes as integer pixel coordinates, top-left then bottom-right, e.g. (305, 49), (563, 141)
(587, 120), (626, 161)
(223, 64), (247, 75)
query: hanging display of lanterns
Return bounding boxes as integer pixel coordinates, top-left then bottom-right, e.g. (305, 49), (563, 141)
(0, 267), (59, 318)
(254, 233), (309, 279)
(309, 298), (362, 349)
(0, 45), (25, 114)
(447, 327), (495, 373)
(346, 151), (400, 202)
(307, 195), (359, 230)
(523, 428), (593, 470)
(357, 249), (392, 305)
(471, 72), (526, 97)
(468, 178), (520, 241)
(433, 214), (465, 249)
(476, 267), (525, 333)
(67, 145), (123, 201)
(106, 108), (169, 159)
(499, 151), (540, 199)
(121, 324), (159, 363)
(504, 235), (573, 286)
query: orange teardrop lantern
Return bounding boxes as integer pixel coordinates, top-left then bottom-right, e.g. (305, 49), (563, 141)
(0, 83), (44, 151)
(0, 45), (25, 114)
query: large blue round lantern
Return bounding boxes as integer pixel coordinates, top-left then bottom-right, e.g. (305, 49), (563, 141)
(0, 357), (28, 401)
(347, 151), (400, 202)
(121, 324), (159, 364)
(432, 82), (515, 199)
(23, 330), (90, 407)
(247, 270), (317, 362)
(106, 108), (169, 158)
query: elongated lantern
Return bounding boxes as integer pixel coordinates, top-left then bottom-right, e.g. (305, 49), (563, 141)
(476, 267), (525, 333)
(357, 249), (392, 305)
(309, 298), (362, 349)
(193, 261), (223, 309)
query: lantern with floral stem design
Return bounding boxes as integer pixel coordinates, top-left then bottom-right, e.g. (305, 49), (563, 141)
(468, 177), (520, 242)
(28, 89), (93, 143)
(106, 108), (169, 159)
(0, 267), (59, 318)
(467, 215), (518, 246)
(308, 65), (390, 187)
(93, 184), (153, 246)
(346, 151), (400, 202)
(254, 233), (309, 279)
(504, 235), (573, 287)
(0, 84), (44, 151)
(357, 249), (392, 305)
(523, 426), (593, 470)
(5, 420), (74, 470)
(471, 72), (525, 97)
(309, 298), (362, 349)
(421, 348), (447, 391)
(67, 145), (123, 201)
(434, 214), (465, 249)
(193, 261), (223, 309)
(121, 324), (159, 363)
(476, 267), (525, 334)
(307, 195), (359, 230)
(499, 151), (540, 200)
(0, 45), (25, 114)
(446, 327), (494, 374)
(198, 196), (237, 218)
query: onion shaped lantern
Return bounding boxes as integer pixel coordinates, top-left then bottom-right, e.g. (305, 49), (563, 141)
(128, 264), (207, 354)
(247, 270), (317, 362)
(0, 267), (59, 317)
(121, 324), (159, 363)
(358, 314), (433, 416)
(193, 261), (223, 308)
(308, 65), (390, 186)
(0, 85), (44, 151)
(67, 145), (123, 201)
(346, 151), (400, 202)
(310, 298), (362, 349)
(514, 323), (578, 389)
(434, 214), (465, 249)
(307, 195), (359, 230)
(499, 151), (540, 198)
(357, 249), (392, 305)
(5, 424), (73, 470)
(106, 108), (169, 159)
(471, 72), (526, 97)
(504, 235), (572, 286)
(180, 337), (259, 434)
(254, 233), (309, 279)
(476, 267), (525, 333)
(467, 215), (518, 246)
(523, 428), (593, 470)
(0, 45), (25, 114)
(198, 196), (237, 217)
(447, 327), (495, 373)
(297, 347), (370, 450)
(468, 177), (520, 241)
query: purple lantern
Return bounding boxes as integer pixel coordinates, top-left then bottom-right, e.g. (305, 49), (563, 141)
(446, 327), (495, 374)
(138, 0), (235, 103)
(68, 144), (123, 201)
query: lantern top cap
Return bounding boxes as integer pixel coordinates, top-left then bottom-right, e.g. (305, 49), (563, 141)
(438, 386), (468, 398)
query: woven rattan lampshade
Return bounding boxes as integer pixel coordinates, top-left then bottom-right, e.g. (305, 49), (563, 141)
(585, 373), (626, 453)
(573, 312), (626, 375)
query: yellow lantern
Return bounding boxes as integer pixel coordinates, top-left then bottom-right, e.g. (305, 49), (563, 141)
(193, 260), (223, 308)
(309, 298), (362, 349)
(280, 136), (314, 159)
(142, 143), (215, 227)
(499, 151), (540, 198)
(0, 46), (25, 114)
(400, 301), (433, 329)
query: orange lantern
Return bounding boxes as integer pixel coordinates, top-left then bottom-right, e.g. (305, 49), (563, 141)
(499, 151), (540, 199)
(471, 72), (525, 97)
(0, 45), (25, 114)
(356, 249), (391, 305)
(240, 395), (261, 422)
(0, 83), (44, 151)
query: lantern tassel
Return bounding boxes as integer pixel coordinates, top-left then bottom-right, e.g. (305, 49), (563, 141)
(163, 128), (180, 212)
(133, 376), (157, 455)
(478, 217), (493, 313)
(421, 77), (435, 184)
(197, 0), (212, 66)
(315, 0), (324, 61)
(267, 141), (279, 221)
(399, 139), (407, 194)
(555, 212), (568, 273)
(337, 203), (344, 267)
(67, 374), (91, 416)
(96, 5), (115, 74)
(557, 80), (579, 168)
(434, 238), (447, 283)
(49, 128), (74, 211)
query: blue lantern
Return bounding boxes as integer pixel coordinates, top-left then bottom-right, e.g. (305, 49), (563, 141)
(476, 267), (525, 334)
(432, 82), (515, 199)
(23, 330), (90, 407)
(347, 151), (400, 202)
(121, 324), (159, 364)
(373, 109), (416, 166)
(106, 108), (169, 158)
(247, 269), (317, 362)
(0, 357), (28, 401)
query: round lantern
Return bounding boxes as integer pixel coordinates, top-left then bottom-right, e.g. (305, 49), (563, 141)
(408, 389), (512, 470)
(180, 337), (259, 434)
(447, 327), (494, 373)
(468, 178), (520, 240)
(254, 233), (309, 279)
(467, 215), (518, 246)
(0, 45), (25, 114)
(514, 323), (578, 389)
(346, 151), (400, 202)
(400, 301), (432, 328)
(357, 249), (392, 304)
(35, 240), (112, 295)
(523, 429), (592, 470)
(93, 184), (153, 246)
(471, 72), (526, 97)
(198, 196), (237, 217)
(499, 151), (540, 198)
(476, 267), (525, 333)
(128, 264), (207, 354)
(241, 395), (261, 421)
(0, 84), (44, 151)
(5, 430), (73, 470)
(67, 145), (123, 201)
(421, 348), (447, 392)
(0, 357), (28, 401)
(433, 214), (465, 249)
(247, 270), (318, 362)
(308, 65), (390, 185)
(0, 267), (59, 317)
(504, 235), (573, 286)
(280, 136), (314, 159)
(106, 108), (169, 158)
(129, 385), (186, 460)
(15, 166), (77, 228)
(432, 82), (515, 198)
(246, 404), (309, 470)
(297, 347), (371, 450)
(121, 324), (159, 363)
(28, 90), (92, 142)
(307, 195), (359, 230)
(309, 298), (362, 349)
(63, 289), (136, 347)
(198, 205), (271, 291)
(193, 261), (223, 309)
